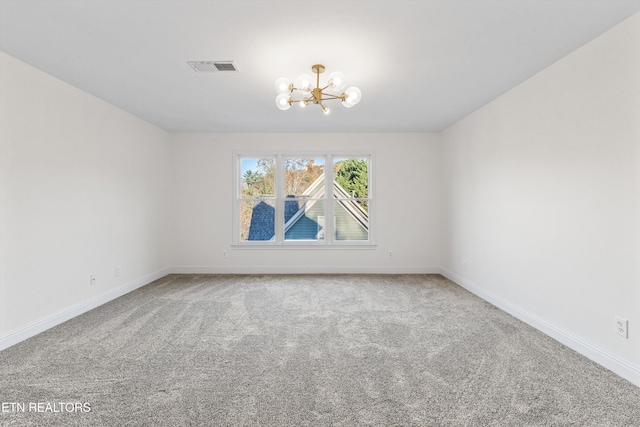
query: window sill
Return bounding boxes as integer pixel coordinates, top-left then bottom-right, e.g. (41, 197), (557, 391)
(232, 243), (377, 250)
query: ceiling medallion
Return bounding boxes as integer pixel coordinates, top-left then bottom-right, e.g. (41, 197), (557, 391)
(275, 64), (361, 114)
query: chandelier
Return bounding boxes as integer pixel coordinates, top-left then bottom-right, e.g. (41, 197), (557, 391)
(275, 64), (361, 114)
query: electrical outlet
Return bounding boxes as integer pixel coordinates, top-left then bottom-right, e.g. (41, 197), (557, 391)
(614, 316), (628, 339)
(223, 250), (227, 258)
(115, 266), (121, 277)
(90, 275), (96, 286)
(389, 251), (393, 257)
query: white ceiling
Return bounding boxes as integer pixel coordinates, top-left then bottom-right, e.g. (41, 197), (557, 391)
(1, 0), (639, 132)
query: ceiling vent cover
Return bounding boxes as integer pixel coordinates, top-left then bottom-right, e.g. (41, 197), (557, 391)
(188, 61), (239, 72)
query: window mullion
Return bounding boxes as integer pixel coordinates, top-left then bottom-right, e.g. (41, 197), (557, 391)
(326, 154), (334, 245)
(274, 154), (285, 244)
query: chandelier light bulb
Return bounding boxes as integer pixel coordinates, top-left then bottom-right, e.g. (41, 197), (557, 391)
(327, 71), (346, 92)
(275, 93), (292, 110)
(295, 74), (313, 94)
(342, 86), (362, 108)
(321, 104), (330, 114)
(274, 77), (292, 94)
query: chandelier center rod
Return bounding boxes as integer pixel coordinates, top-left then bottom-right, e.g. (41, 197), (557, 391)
(311, 64), (326, 104)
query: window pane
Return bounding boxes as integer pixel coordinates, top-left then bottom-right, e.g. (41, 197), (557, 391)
(240, 199), (275, 242)
(333, 157), (369, 199)
(284, 199), (325, 241)
(241, 157), (275, 197)
(334, 200), (369, 241)
(284, 157), (324, 197)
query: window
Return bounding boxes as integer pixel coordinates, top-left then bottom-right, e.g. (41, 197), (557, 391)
(234, 152), (373, 247)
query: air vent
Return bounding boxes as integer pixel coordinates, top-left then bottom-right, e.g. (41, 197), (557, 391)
(187, 61), (239, 72)
(214, 62), (238, 71)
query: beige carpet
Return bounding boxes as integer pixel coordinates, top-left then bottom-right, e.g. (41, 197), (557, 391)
(1, 274), (639, 426)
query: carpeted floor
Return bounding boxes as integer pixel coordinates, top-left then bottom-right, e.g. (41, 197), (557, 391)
(1, 274), (639, 426)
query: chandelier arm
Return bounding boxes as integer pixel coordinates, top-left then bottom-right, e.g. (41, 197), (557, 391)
(319, 94), (344, 101)
(289, 94), (343, 102)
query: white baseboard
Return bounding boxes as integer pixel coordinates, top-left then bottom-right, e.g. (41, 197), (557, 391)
(168, 266), (442, 275)
(0, 268), (170, 351)
(440, 268), (640, 388)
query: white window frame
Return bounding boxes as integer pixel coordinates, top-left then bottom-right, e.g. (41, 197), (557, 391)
(232, 151), (375, 248)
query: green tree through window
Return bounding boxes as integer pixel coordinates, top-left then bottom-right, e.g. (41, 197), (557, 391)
(335, 158), (368, 210)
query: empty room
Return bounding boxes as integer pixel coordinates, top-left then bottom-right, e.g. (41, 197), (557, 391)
(1, 0), (639, 425)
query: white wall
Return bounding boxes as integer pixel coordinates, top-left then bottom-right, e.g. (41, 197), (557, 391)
(441, 12), (640, 380)
(169, 132), (441, 273)
(0, 52), (171, 345)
